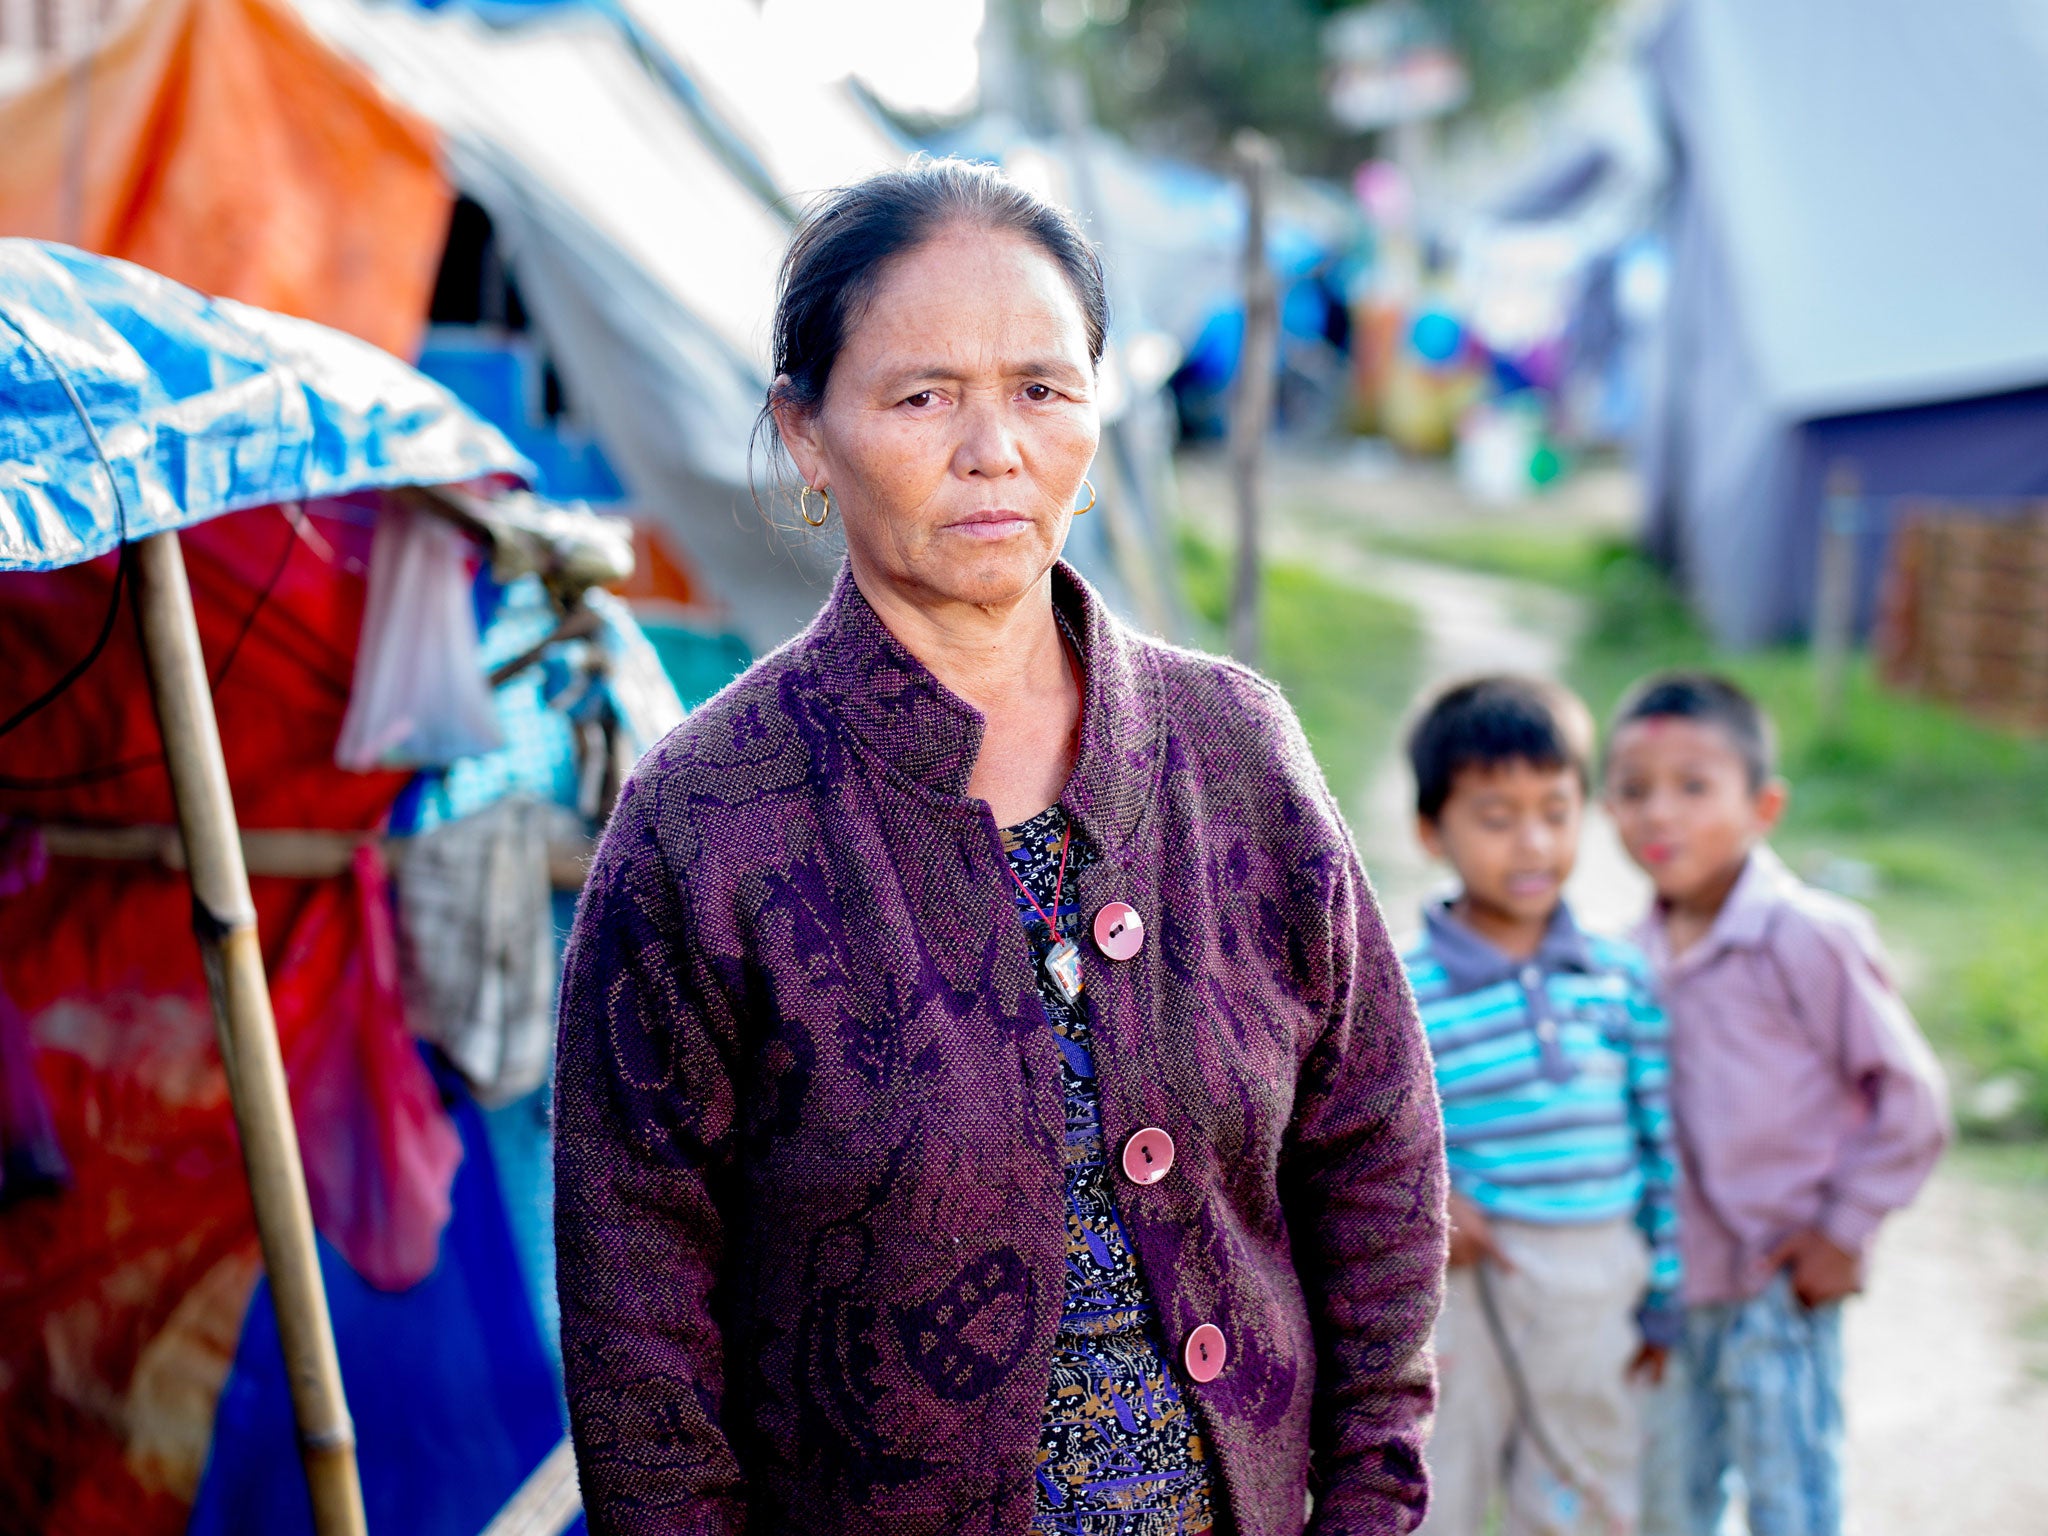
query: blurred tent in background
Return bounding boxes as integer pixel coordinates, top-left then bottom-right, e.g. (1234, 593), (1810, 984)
(1642, 0), (2048, 645)
(293, 0), (832, 650)
(1335, 6), (1672, 488)
(1474, 50), (1668, 455)
(0, 0), (1192, 650)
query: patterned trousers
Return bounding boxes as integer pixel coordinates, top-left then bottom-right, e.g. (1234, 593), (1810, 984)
(1640, 1274), (1843, 1536)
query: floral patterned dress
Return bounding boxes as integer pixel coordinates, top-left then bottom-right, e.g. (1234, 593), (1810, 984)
(1001, 806), (1217, 1535)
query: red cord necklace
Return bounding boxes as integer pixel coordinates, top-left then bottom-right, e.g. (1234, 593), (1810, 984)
(1005, 822), (1083, 1004)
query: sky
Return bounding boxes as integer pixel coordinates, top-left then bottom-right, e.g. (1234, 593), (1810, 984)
(756, 0), (986, 117)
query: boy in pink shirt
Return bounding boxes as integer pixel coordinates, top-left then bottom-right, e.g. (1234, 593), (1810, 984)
(1603, 673), (1948, 1536)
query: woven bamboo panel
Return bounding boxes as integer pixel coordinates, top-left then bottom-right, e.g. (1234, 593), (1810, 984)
(1877, 503), (2048, 730)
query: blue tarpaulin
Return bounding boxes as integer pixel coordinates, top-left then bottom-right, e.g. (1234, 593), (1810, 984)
(0, 239), (530, 573)
(189, 1065), (574, 1536)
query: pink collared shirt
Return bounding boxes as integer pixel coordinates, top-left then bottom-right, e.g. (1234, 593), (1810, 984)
(1636, 846), (1950, 1305)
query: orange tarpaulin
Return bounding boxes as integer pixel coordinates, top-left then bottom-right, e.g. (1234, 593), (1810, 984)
(0, 0), (450, 360)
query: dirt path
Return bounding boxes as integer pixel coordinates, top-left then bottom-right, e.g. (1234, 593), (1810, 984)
(1840, 1166), (2048, 1534)
(1181, 450), (2048, 1535)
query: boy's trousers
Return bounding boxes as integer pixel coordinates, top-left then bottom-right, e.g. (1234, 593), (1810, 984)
(1640, 1273), (1843, 1536)
(1419, 1216), (1650, 1536)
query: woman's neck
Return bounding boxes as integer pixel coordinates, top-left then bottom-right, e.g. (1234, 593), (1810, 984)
(856, 571), (1061, 709)
(850, 565), (1083, 825)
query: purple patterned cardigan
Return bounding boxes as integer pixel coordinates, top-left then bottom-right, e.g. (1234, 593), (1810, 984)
(554, 562), (1448, 1535)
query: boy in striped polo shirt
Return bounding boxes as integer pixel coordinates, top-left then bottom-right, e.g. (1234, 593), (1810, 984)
(1404, 676), (1680, 1536)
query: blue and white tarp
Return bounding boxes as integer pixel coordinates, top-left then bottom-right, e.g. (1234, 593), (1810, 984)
(0, 240), (530, 573)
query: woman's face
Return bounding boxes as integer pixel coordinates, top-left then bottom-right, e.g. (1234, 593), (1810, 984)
(777, 224), (1101, 613)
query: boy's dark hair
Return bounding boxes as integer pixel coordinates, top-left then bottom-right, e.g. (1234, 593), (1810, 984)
(1609, 671), (1777, 790)
(1408, 675), (1595, 821)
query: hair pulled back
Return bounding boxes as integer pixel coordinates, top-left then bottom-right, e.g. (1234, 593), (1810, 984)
(753, 157), (1109, 491)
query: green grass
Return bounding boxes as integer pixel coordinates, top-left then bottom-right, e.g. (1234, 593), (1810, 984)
(1952, 1140), (2048, 1205)
(1176, 527), (1421, 826)
(1572, 548), (2048, 1132)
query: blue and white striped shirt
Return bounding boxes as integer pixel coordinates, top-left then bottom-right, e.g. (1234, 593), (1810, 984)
(1405, 899), (1683, 1341)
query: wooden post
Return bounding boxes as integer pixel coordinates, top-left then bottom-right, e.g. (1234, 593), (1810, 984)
(128, 530), (367, 1536)
(1228, 130), (1280, 665)
(1814, 461), (1863, 735)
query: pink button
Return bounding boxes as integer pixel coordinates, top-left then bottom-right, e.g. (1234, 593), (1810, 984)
(1121, 1127), (1176, 1185)
(1092, 902), (1144, 961)
(1184, 1323), (1227, 1384)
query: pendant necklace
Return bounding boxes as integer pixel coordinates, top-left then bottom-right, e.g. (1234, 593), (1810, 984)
(1005, 821), (1083, 1005)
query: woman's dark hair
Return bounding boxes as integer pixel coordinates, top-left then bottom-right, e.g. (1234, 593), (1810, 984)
(1407, 674), (1595, 822)
(751, 157), (1109, 497)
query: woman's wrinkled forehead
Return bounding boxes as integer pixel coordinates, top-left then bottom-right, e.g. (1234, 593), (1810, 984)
(832, 225), (1097, 384)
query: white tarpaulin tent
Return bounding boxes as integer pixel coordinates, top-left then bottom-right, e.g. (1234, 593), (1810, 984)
(296, 0), (842, 648)
(298, 0), (1147, 646)
(1642, 0), (2048, 643)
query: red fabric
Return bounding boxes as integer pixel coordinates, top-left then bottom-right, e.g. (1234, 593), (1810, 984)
(0, 502), (463, 1535)
(0, 501), (403, 827)
(282, 843), (458, 1292)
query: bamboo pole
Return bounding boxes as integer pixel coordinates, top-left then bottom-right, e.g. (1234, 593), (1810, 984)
(128, 529), (367, 1536)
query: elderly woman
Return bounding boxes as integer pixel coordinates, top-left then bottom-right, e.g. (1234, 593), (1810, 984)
(555, 159), (1447, 1536)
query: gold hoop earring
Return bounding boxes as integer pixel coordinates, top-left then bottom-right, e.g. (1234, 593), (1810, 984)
(799, 484), (831, 527)
(1073, 478), (1096, 516)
